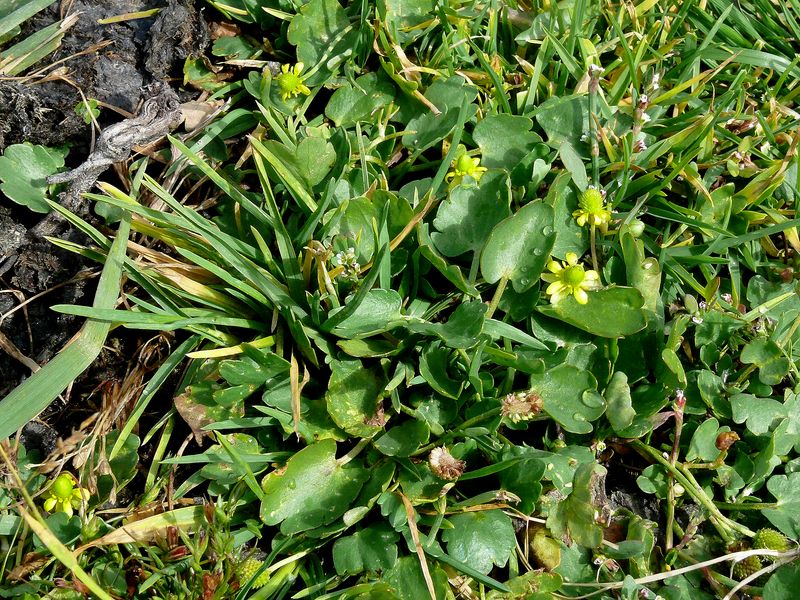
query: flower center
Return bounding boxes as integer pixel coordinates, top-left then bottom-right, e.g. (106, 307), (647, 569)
(52, 474), (74, 500)
(278, 72), (302, 95)
(580, 187), (605, 212)
(563, 265), (585, 287)
(455, 153), (474, 174)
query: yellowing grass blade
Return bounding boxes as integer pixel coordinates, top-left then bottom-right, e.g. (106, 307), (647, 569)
(18, 507), (113, 600)
(75, 505), (206, 554)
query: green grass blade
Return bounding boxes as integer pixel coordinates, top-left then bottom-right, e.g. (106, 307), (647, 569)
(0, 0), (55, 39)
(0, 214), (130, 437)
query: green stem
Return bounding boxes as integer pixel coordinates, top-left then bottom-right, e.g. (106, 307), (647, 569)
(468, 250), (481, 285)
(588, 71), (600, 186)
(629, 440), (748, 543)
(590, 225), (600, 275)
(665, 405), (684, 551)
(485, 276), (509, 320)
(715, 501), (780, 511)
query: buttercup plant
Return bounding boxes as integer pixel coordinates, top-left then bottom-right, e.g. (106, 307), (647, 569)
(541, 252), (601, 304)
(42, 472), (89, 518)
(275, 63), (311, 102)
(445, 145), (487, 188)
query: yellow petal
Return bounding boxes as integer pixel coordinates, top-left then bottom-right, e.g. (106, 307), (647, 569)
(565, 252), (578, 265)
(540, 273), (559, 283)
(62, 503), (73, 518)
(546, 281), (565, 296)
(44, 497), (57, 512)
(295, 62), (304, 74)
(547, 260), (563, 273)
(574, 288), (589, 304)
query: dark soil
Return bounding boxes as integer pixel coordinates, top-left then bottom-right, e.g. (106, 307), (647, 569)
(0, 0), (209, 430)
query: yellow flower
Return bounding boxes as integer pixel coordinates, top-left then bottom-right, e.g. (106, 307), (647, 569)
(446, 147), (487, 187)
(43, 473), (89, 518)
(573, 186), (612, 228)
(540, 252), (601, 305)
(275, 63), (311, 102)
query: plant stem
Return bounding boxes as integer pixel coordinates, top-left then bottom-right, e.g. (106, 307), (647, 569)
(468, 250), (481, 284)
(590, 225), (600, 275)
(666, 400), (685, 551)
(588, 66), (600, 186)
(714, 501), (780, 511)
(629, 440), (751, 543)
(485, 276), (508, 320)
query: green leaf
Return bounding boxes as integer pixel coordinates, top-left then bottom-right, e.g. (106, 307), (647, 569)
(417, 223), (479, 297)
(534, 95), (589, 146)
(260, 137), (335, 191)
(402, 76), (478, 151)
(260, 439), (368, 534)
(211, 35), (257, 60)
(442, 510), (517, 574)
(374, 420), (429, 457)
(731, 394), (786, 435)
(686, 418), (724, 462)
(431, 171), (511, 258)
(480, 201), (556, 293)
(330, 289), (404, 338)
(0, 142), (66, 212)
(558, 140), (588, 190)
(332, 523), (399, 575)
(382, 556), (449, 600)
(286, 0), (357, 84)
(605, 371), (636, 433)
(763, 562), (800, 600)
(548, 173), (588, 259)
(762, 472), (800, 541)
(406, 301), (487, 349)
(326, 360), (385, 437)
(0, 213), (130, 442)
(219, 349), (290, 385)
(537, 287), (648, 338)
(473, 114), (542, 170)
(379, 0), (435, 42)
(531, 364), (604, 434)
(741, 338), (791, 386)
(325, 72), (396, 127)
(498, 447), (545, 514)
(419, 342), (463, 399)
(547, 462), (607, 548)
(325, 196), (380, 264)
(763, 472), (800, 539)
(36, 513), (81, 547)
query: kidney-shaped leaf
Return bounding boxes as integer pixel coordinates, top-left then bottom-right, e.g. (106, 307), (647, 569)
(473, 114), (542, 170)
(531, 364), (604, 434)
(442, 510), (517, 574)
(260, 439), (368, 534)
(537, 287), (647, 338)
(480, 201), (556, 293)
(332, 523), (399, 575)
(432, 170), (511, 258)
(326, 360), (385, 437)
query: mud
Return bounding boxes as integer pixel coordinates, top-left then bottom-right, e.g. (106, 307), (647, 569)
(0, 0), (209, 424)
